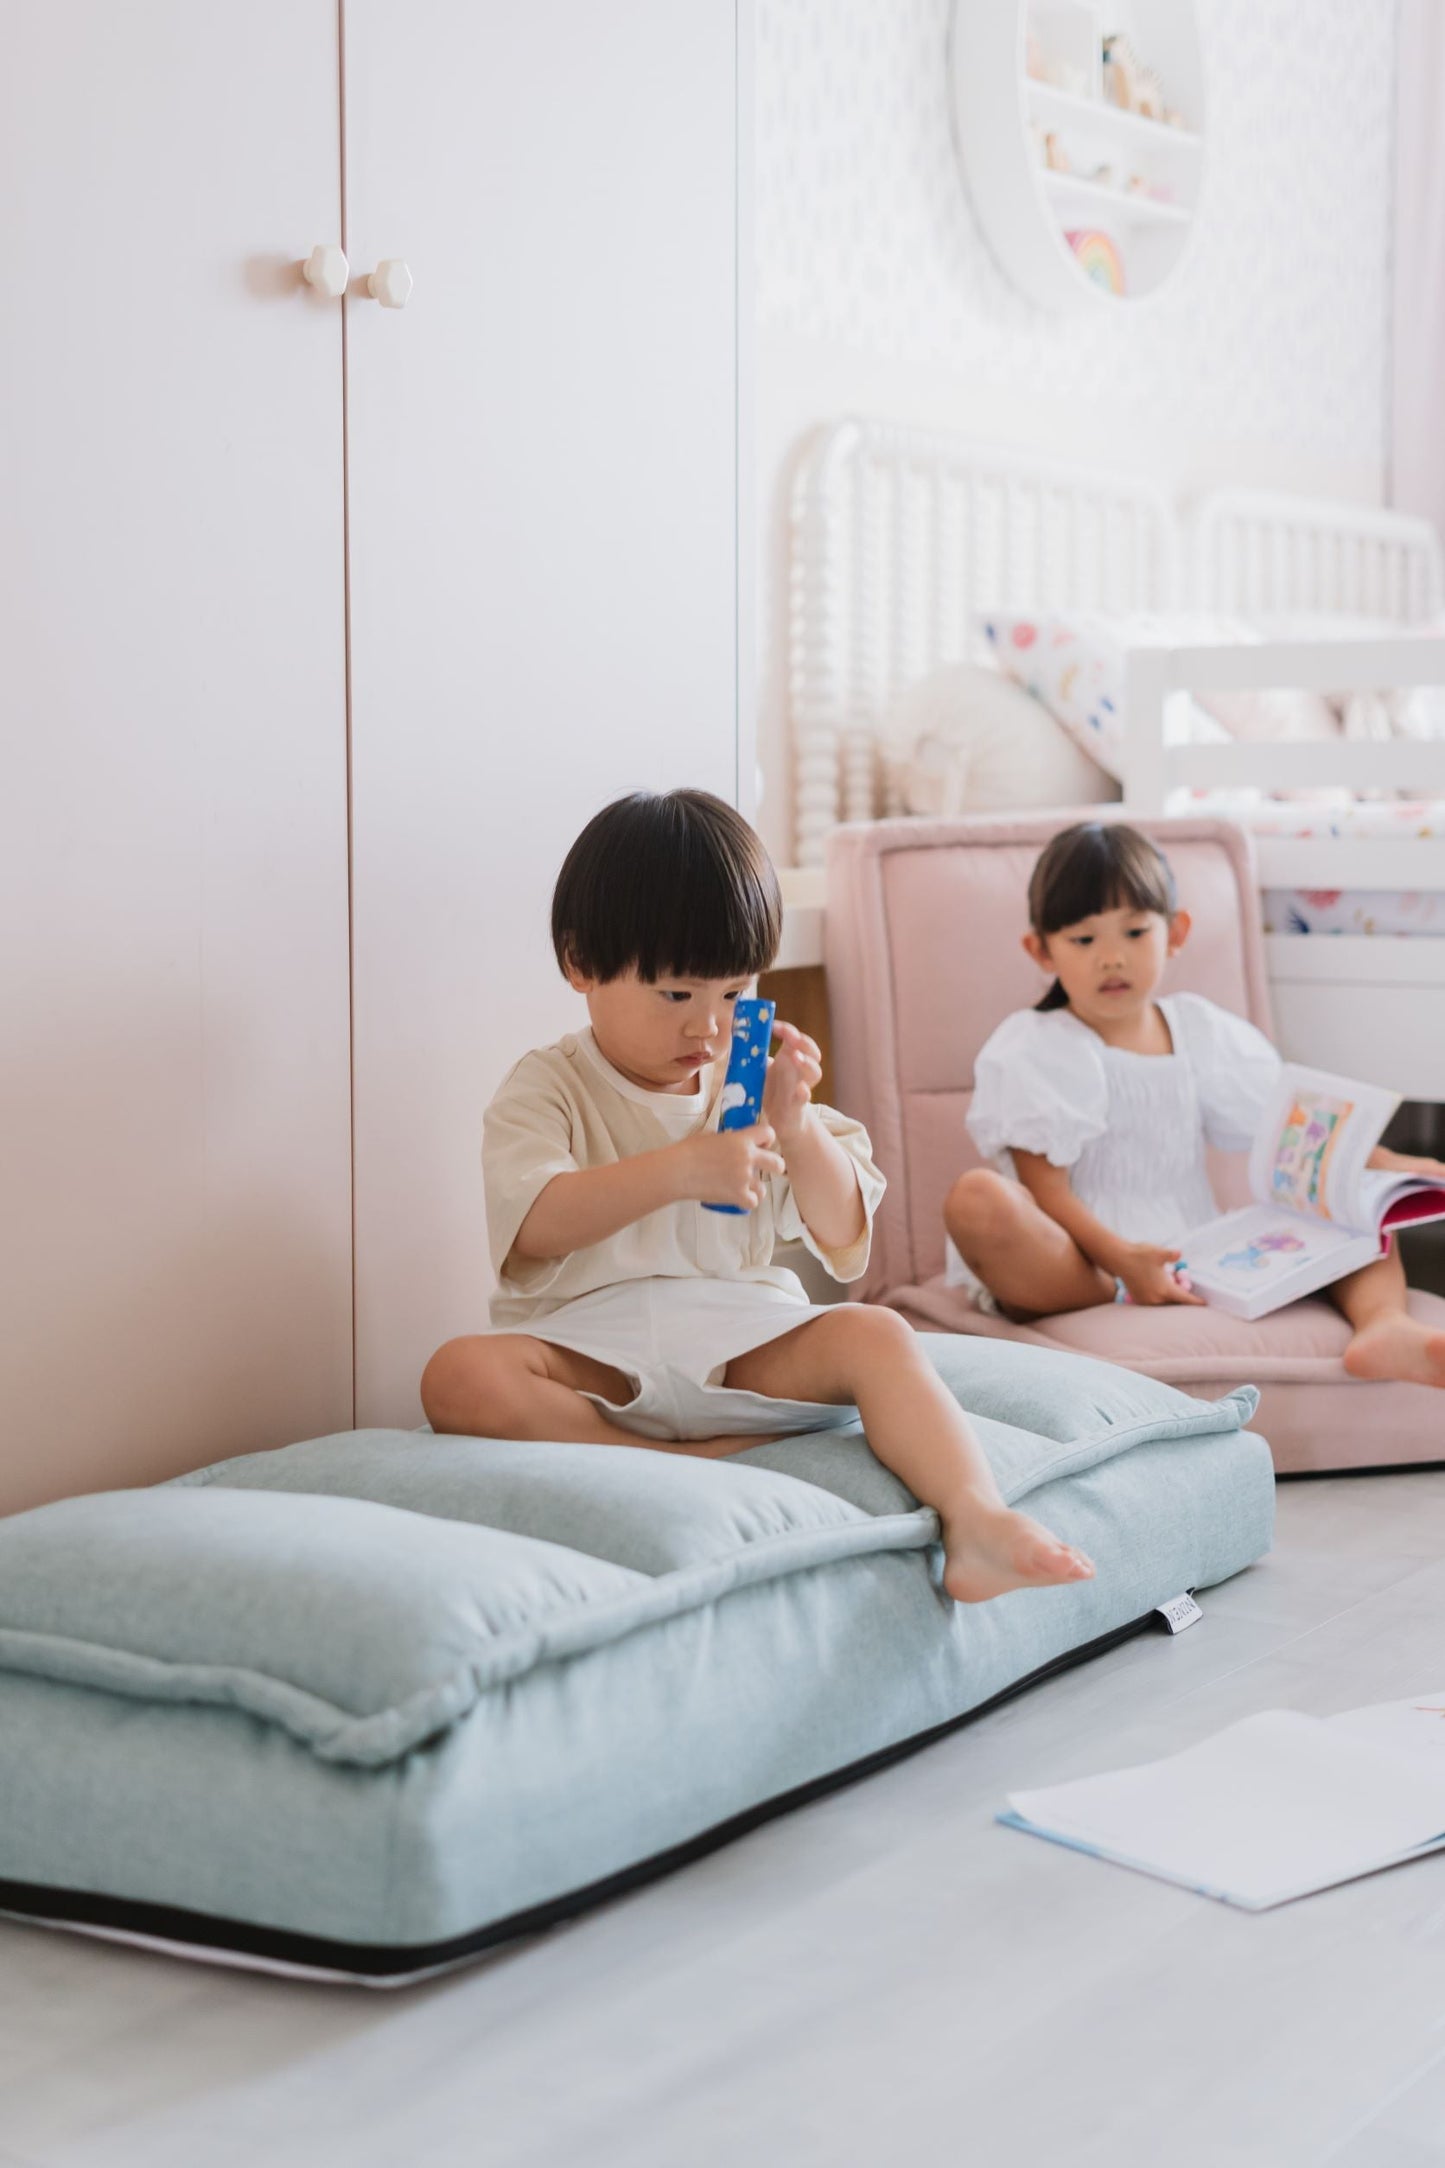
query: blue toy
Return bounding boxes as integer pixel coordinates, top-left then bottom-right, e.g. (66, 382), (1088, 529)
(702, 995), (776, 1214)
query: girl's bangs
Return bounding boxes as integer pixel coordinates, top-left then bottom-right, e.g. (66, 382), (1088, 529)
(1030, 825), (1176, 933)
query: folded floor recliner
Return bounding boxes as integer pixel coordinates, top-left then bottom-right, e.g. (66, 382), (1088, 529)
(0, 1334), (1270, 1981)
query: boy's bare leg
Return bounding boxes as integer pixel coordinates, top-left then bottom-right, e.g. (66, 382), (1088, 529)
(944, 1169), (1114, 1319)
(724, 1307), (1094, 1603)
(420, 1335), (768, 1457)
(1335, 1249), (1445, 1388)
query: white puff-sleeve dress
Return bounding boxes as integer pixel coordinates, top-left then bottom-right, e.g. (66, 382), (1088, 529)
(945, 994), (1282, 1299)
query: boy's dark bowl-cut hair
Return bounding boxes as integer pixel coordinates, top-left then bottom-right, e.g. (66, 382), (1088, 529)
(551, 789), (782, 984)
(1028, 821), (1178, 1012)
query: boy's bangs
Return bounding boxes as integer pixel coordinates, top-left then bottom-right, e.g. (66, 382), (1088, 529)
(552, 790), (782, 983)
(626, 846), (780, 982)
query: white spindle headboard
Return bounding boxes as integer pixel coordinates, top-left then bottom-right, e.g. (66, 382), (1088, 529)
(787, 418), (1445, 868)
(1189, 489), (1444, 622)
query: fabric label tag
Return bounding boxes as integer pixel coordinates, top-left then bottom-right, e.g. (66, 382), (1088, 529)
(1155, 1592), (1204, 1635)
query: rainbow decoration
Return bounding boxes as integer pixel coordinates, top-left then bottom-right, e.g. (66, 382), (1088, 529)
(1065, 229), (1126, 295)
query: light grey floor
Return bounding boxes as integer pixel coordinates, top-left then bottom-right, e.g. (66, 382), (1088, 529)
(4, 1471), (1445, 2168)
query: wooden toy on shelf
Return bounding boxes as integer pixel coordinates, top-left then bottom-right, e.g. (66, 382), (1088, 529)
(953, 2), (1204, 309)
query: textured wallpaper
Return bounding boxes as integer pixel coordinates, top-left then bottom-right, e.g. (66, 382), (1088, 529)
(755, 0), (1394, 475)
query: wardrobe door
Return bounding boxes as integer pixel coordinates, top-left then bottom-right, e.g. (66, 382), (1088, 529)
(0, 3), (353, 1511)
(345, 0), (744, 1422)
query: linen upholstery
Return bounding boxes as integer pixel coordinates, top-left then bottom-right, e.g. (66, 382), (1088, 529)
(0, 1335), (1272, 1977)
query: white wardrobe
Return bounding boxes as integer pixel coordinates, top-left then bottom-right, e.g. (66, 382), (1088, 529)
(0, 1), (747, 1511)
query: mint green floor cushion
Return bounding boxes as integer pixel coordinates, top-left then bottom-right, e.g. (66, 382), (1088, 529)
(0, 1338), (1273, 1982)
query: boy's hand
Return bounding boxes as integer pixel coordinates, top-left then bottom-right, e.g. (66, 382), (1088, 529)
(762, 1020), (823, 1146)
(677, 1124), (786, 1212)
(1115, 1243), (1205, 1307)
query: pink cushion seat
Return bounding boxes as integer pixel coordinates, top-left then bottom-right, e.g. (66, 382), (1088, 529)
(825, 813), (1445, 1474)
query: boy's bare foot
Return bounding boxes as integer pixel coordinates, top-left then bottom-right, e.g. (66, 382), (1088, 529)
(940, 1501), (1095, 1605)
(1342, 1314), (1445, 1389)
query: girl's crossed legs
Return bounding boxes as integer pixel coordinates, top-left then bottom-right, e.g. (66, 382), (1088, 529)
(944, 1169), (1117, 1319)
(421, 1309), (1094, 1604)
(946, 1167), (1445, 1387)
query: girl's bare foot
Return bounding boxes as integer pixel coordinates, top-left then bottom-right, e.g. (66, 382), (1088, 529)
(1342, 1314), (1445, 1389)
(940, 1501), (1095, 1605)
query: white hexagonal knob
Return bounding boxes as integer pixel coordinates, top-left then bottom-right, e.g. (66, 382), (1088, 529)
(365, 258), (413, 310)
(302, 243), (349, 299)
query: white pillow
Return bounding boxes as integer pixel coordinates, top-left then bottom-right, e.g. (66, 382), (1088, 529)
(1199, 686), (1340, 744)
(1393, 686), (1445, 741)
(981, 613), (1243, 778)
(881, 662), (1118, 816)
(1243, 611), (1445, 742)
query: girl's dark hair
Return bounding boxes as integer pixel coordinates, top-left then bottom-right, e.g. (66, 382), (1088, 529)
(1027, 822), (1178, 1011)
(551, 789), (782, 983)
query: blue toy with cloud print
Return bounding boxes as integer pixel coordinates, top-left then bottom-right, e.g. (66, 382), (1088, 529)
(703, 995), (776, 1214)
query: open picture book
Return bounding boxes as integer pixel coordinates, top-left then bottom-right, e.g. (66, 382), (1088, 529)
(1182, 1063), (1445, 1320)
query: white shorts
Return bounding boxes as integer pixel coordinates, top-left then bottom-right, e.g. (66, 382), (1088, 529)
(500, 1276), (860, 1443)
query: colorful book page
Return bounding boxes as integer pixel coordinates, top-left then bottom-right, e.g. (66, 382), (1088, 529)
(1267, 1089), (1354, 1220)
(1187, 1210), (1350, 1290)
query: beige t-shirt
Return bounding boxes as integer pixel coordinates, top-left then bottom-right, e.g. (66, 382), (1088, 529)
(483, 1026), (885, 1329)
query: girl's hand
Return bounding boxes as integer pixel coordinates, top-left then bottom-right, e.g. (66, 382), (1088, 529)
(761, 1020), (823, 1146)
(1368, 1145), (1445, 1179)
(676, 1124), (785, 1212)
(1115, 1243), (1206, 1307)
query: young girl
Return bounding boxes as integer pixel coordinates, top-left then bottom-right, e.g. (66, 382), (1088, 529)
(944, 821), (1445, 1387)
(421, 787), (1093, 1604)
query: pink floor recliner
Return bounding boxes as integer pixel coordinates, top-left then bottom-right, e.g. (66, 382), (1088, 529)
(825, 813), (1445, 1474)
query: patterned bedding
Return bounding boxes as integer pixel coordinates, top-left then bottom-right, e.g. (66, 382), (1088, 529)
(1166, 792), (1444, 841)
(1261, 890), (1445, 936)
(1167, 793), (1445, 936)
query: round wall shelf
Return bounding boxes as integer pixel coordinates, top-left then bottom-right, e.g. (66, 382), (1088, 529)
(951, 0), (1205, 310)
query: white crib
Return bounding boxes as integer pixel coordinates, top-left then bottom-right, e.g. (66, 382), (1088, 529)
(782, 419), (1445, 1100)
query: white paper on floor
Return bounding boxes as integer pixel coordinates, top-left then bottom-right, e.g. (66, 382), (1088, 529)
(999, 1690), (1445, 1909)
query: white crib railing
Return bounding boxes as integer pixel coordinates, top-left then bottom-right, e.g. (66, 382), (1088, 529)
(1120, 636), (1445, 848)
(789, 420), (1176, 866)
(788, 422), (1445, 871)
